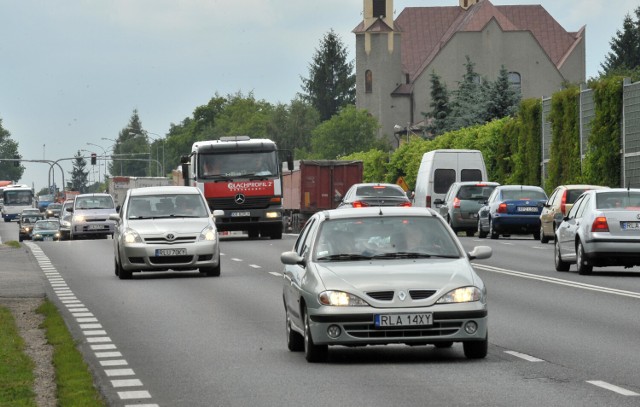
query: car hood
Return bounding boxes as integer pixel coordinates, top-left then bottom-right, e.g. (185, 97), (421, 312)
(314, 258), (477, 293)
(75, 208), (116, 218)
(128, 218), (212, 235)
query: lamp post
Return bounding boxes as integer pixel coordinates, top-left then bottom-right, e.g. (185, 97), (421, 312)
(129, 130), (164, 176)
(86, 142), (108, 183)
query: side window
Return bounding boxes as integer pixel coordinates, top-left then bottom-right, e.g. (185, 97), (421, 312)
(295, 218), (317, 257)
(548, 188), (559, 205)
(444, 184), (455, 202)
(575, 195), (591, 218)
(434, 169), (456, 194)
(567, 196), (583, 219)
(461, 169), (482, 182)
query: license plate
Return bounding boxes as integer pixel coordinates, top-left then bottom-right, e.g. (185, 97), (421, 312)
(231, 211), (250, 217)
(44, 236), (53, 241)
(155, 248), (187, 256)
(621, 221), (640, 230)
(517, 207), (538, 212)
(88, 224), (104, 230)
(375, 313), (433, 327)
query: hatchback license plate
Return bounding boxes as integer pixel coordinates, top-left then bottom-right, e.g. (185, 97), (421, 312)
(231, 211), (250, 217)
(155, 248), (187, 256)
(621, 221), (640, 230)
(375, 313), (433, 327)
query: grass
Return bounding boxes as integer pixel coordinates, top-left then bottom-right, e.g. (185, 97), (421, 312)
(0, 298), (106, 407)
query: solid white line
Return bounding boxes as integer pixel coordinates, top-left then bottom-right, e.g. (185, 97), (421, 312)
(504, 350), (544, 362)
(118, 390), (152, 399)
(111, 379), (142, 388)
(587, 381), (640, 396)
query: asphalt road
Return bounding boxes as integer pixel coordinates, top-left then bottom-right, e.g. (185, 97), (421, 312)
(2, 220), (640, 407)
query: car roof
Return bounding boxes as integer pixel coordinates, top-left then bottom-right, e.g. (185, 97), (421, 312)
(321, 206), (438, 220)
(128, 186), (201, 197)
(497, 185), (543, 190)
(555, 184), (609, 190)
(76, 193), (111, 198)
(454, 181), (500, 186)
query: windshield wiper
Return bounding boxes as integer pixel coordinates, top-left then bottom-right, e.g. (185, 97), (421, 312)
(373, 252), (432, 259)
(316, 253), (372, 261)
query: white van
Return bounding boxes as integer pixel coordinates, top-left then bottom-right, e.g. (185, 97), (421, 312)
(414, 149), (487, 208)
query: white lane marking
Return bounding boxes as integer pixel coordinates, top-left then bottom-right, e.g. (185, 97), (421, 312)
(587, 381), (640, 396)
(73, 312), (95, 317)
(231, 258), (243, 262)
(111, 379), (142, 388)
(84, 330), (108, 336)
(504, 351), (545, 362)
(105, 368), (135, 377)
(79, 323), (103, 329)
(249, 264), (261, 269)
(77, 317), (99, 323)
(500, 242), (514, 245)
(87, 337), (112, 343)
(473, 263), (640, 299)
(100, 359), (128, 367)
(96, 351), (122, 358)
(118, 390), (152, 399)
(269, 272), (282, 277)
(91, 344), (117, 351)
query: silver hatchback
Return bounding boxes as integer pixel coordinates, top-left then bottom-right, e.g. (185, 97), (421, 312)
(555, 188), (640, 274)
(110, 186), (222, 279)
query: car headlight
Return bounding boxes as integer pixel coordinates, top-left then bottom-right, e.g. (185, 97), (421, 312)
(73, 215), (85, 223)
(199, 225), (217, 241)
(123, 228), (143, 244)
(436, 287), (482, 304)
(60, 220), (70, 227)
(33, 234), (41, 239)
(319, 291), (369, 307)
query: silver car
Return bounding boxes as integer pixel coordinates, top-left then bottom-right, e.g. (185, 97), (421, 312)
(110, 186), (222, 279)
(435, 181), (499, 236)
(281, 207), (492, 362)
(555, 188), (640, 275)
(69, 193), (117, 240)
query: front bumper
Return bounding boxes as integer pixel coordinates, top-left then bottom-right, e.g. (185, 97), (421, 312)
(119, 240), (220, 272)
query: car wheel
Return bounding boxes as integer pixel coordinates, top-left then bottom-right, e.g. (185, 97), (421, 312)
(270, 229), (283, 240)
(200, 256), (221, 277)
(304, 309), (327, 363)
(576, 241), (593, 275)
(540, 226), (549, 243)
(286, 308), (304, 352)
(463, 332), (488, 359)
(248, 229), (259, 239)
(554, 240), (570, 272)
(465, 230), (475, 237)
(477, 220), (487, 239)
(489, 219), (499, 240)
(434, 341), (453, 349)
(116, 255), (132, 280)
(533, 231), (541, 241)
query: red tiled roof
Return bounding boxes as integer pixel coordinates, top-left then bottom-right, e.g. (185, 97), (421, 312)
(359, 0), (584, 81)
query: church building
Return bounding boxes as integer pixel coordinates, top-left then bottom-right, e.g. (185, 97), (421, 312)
(353, 0), (586, 145)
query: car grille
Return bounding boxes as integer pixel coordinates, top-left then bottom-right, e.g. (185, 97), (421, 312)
(149, 255), (194, 265)
(366, 290), (437, 301)
(208, 197), (272, 210)
(143, 236), (197, 244)
(345, 321), (462, 338)
(86, 218), (108, 222)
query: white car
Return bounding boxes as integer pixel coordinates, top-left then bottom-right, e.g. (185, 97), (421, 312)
(110, 186), (222, 279)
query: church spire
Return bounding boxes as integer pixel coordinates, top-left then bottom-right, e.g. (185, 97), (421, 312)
(364, 0), (394, 30)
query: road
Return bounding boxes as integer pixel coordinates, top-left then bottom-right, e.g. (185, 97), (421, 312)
(2, 220), (640, 407)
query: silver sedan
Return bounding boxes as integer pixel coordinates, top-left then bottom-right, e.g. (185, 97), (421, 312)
(281, 207), (492, 362)
(555, 188), (640, 274)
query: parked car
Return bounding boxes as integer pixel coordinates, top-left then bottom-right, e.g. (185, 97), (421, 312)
(435, 181), (500, 236)
(555, 188), (640, 275)
(110, 186), (223, 279)
(280, 206), (492, 362)
(68, 193), (117, 240)
(44, 202), (63, 218)
(539, 184), (608, 243)
(31, 219), (62, 241)
(337, 183), (412, 208)
(477, 185), (548, 240)
(18, 212), (45, 242)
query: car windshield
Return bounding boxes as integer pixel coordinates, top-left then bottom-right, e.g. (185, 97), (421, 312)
(596, 191), (640, 209)
(75, 196), (114, 210)
(457, 185), (496, 200)
(314, 216), (461, 261)
(127, 194), (209, 219)
(35, 221), (59, 230)
(501, 189), (546, 200)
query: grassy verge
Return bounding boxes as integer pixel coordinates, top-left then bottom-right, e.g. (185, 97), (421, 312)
(37, 299), (106, 406)
(0, 305), (37, 406)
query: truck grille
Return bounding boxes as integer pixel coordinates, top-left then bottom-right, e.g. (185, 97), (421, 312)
(207, 197), (272, 210)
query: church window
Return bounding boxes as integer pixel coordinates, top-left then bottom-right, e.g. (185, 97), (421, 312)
(365, 70), (373, 93)
(508, 72), (521, 92)
(373, 0), (386, 18)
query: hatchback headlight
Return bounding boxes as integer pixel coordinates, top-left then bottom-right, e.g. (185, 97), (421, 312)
(60, 220), (70, 228)
(199, 225), (217, 242)
(436, 287), (482, 304)
(123, 228), (143, 244)
(319, 291), (369, 307)
(73, 215), (85, 223)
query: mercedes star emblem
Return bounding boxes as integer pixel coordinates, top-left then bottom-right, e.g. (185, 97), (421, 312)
(235, 194), (246, 204)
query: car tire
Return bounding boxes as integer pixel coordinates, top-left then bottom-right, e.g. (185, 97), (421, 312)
(200, 257), (221, 277)
(477, 220), (487, 239)
(554, 240), (570, 272)
(304, 309), (327, 363)
(116, 256), (132, 280)
(489, 219), (499, 240)
(286, 308), (304, 352)
(270, 229), (283, 240)
(540, 226), (549, 243)
(576, 241), (593, 275)
(248, 229), (259, 239)
(434, 341), (453, 349)
(465, 230), (475, 237)
(533, 231), (541, 241)
(463, 332), (488, 359)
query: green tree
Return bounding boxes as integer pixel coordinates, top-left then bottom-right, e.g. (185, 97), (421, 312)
(300, 29), (355, 121)
(108, 110), (150, 176)
(0, 118), (24, 182)
(486, 65), (521, 121)
(423, 71), (451, 137)
(448, 56), (489, 130)
(69, 151), (89, 192)
(267, 98), (320, 159)
(601, 7), (640, 75)
(310, 105), (380, 159)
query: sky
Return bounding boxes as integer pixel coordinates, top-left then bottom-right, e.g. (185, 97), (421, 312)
(1, 0), (637, 192)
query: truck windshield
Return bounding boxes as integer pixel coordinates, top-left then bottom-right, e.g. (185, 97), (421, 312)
(199, 152), (278, 179)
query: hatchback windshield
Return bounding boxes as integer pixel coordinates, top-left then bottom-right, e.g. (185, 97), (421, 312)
(127, 194), (208, 219)
(314, 216), (461, 261)
(75, 196), (114, 210)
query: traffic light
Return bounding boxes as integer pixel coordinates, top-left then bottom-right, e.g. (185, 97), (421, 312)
(91, 153), (97, 165)
(14, 155), (19, 167)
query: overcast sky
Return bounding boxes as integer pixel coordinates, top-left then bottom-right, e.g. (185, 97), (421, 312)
(1, 0), (637, 192)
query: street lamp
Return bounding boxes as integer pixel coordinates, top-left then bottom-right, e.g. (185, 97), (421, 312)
(129, 130), (164, 176)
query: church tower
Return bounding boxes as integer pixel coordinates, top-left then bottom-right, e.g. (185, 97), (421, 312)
(460, 0), (481, 10)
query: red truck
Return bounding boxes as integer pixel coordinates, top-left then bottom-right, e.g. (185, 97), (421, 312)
(282, 160), (364, 233)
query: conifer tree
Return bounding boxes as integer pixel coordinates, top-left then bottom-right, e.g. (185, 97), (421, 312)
(600, 7), (640, 75)
(424, 71), (451, 136)
(486, 65), (521, 120)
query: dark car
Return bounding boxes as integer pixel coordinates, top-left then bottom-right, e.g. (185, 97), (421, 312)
(435, 181), (500, 236)
(31, 219), (62, 241)
(45, 202), (63, 218)
(18, 213), (45, 242)
(337, 183), (412, 208)
(477, 185), (548, 240)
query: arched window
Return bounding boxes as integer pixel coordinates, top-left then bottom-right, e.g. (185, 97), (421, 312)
(365, 70), (373, 93)
(508, 72), (521, 92)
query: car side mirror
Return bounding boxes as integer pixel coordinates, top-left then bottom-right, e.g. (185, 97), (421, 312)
(281, 251), (305, 266)
(468, 246), (492, 260)
(212, 210), (224, 218)
(108, 213), (120, 222)
(433, 198), (444, 205)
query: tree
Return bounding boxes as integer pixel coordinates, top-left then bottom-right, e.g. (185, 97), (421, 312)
(267, 98), (320, 159)
(0, 118), (24, 182)
(69, 151), (89, 192)
(448, 56), (489, 130)
(300, 29), (356, 121)
(423, 71), (452, 137)
(310, 105), (380, 159)
(485, 66), (521, 121)
(600, 7), (640, 76)
(108, 110), (151, 176)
